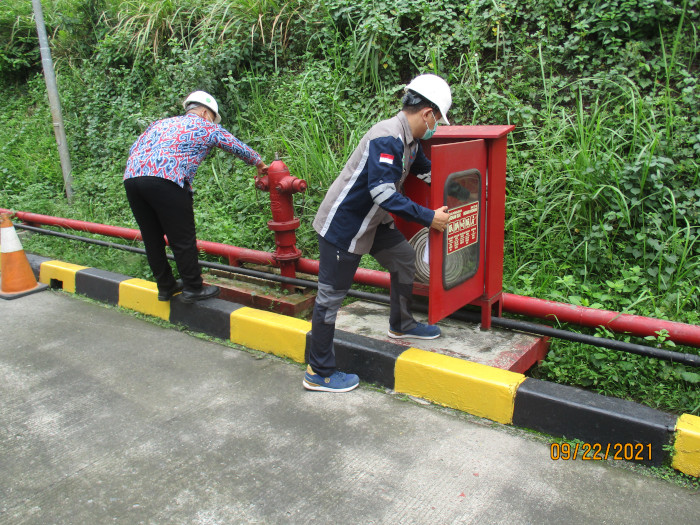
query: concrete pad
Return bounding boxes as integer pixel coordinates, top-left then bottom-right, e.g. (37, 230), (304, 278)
(335, 301), (549, 372)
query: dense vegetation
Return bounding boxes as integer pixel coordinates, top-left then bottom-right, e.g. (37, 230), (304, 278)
(1, 0), (698, 415)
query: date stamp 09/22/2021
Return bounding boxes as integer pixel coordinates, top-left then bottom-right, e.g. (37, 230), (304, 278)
(550, 442), (653, 462)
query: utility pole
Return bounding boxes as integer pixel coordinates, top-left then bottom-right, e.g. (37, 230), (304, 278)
(32, 0), (73, 202)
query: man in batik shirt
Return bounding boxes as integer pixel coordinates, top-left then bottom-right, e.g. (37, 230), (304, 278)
(124, 91), (267, 303)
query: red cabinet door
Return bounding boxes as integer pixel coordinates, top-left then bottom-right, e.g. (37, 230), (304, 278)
(428, 139), (488, 324)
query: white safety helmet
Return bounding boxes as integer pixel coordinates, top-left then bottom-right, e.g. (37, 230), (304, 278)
(183, 91), (221, 124)
(404, 74), (452, 125)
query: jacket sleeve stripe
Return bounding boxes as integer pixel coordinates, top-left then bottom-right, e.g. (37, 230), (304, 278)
(370, 182), (397, 204)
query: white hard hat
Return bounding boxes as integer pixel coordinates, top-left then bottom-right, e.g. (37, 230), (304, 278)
(183, 91), (221, 124)
(404, 74), (452, 125)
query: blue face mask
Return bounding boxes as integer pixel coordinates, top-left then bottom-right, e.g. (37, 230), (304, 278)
(422, 111), (438, 140)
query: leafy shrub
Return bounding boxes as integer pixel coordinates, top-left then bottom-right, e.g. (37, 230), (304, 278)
(0, 0), (41, 84)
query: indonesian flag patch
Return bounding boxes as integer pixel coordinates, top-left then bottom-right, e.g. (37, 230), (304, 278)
(379, 153), (394, 164)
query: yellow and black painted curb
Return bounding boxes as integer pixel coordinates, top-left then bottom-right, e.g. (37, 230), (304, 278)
(23, 254), (700, 477)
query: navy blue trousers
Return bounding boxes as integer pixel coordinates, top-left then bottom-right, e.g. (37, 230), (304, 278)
(309, 224), (418, 376)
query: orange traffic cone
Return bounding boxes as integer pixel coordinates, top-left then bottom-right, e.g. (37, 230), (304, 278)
(0, 213), (48, 300)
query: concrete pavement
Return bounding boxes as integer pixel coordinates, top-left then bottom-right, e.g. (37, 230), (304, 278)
(29, 254), (700, 476)
(1, 291), (698, 524)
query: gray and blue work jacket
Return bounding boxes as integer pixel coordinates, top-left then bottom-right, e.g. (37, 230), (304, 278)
(313, 111), (435, 255)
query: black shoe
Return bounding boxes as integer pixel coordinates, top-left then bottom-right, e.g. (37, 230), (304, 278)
(158, 280), (183, 301)
(181, 285), (221, 304)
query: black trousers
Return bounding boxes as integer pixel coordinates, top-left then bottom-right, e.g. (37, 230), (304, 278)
(309, 224), (418, 376)
(124, 176), (203, 292)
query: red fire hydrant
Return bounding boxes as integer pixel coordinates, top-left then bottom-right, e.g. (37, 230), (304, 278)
(254, 159), (307, 284)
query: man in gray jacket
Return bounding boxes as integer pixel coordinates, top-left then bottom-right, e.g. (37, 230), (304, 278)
(304, 74), (452, 393)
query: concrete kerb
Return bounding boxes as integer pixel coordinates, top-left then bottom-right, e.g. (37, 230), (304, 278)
(22, 253), (700, 478)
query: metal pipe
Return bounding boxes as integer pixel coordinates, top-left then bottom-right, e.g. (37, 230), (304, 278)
(2, 209), (391, 287)
(500, 293), (700, 349)
(16, 222), (700, 367)
(466, 314), (700, 368)
(31, 0), (73, 202)
(13, 224), (388, 304)
(5, 208), (700, 348)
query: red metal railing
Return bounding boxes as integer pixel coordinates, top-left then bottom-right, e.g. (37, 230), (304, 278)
(1, 209), (390, 287)
(3, 207), (699, 348)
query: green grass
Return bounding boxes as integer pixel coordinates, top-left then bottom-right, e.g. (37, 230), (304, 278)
(19, 231), (154, 281)
(533, 334), (700, 416)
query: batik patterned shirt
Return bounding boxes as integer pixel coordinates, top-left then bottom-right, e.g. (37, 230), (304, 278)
(124, 113), (261, 191)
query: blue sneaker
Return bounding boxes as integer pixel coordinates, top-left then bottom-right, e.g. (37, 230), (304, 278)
(303, 366), (360, 392)
(388, 322), (441, 340)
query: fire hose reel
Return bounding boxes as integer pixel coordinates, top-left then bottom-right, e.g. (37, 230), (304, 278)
(394, 125), (515, 329)
(409, 168), (480, 288)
